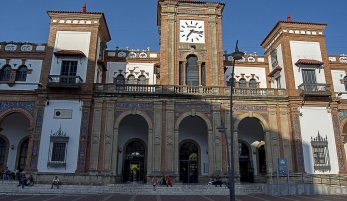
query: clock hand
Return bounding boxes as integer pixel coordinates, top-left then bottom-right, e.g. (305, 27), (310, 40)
(187, 29), (194, 38)
(193, 31), (203, 34)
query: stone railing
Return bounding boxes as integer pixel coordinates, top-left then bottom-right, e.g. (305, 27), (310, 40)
(95, 84), (286, 97)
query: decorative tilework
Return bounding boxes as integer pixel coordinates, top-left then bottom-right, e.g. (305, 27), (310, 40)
(78, 109), (89, 170)
(175, 104), (211, 110)
(30, 140), (39, 167)
(78, 144), (85, 169)
(332, 114), (345, 170)
(0, 101), (35, 116)
(34, 108), (43, 134)
(115, 111), (123, 118)
(338, 110), (347, 122)
(261, 113), (268, 121)
(175, 104), (191, 109)
(293, 114), (304, 171)
(146, 111), (153, 118)
(205, 113), (212, 120)
(116, 102), (153, 108)
(233, 105), (267, 111)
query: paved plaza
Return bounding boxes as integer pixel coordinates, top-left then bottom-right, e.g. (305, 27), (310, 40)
(0, 194), (347, 201)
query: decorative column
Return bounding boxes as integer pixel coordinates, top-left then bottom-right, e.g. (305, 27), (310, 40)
(212, 103), (222, 174)
(102, 100), (115, 174)
(208, 15), (219, 86)
(89, 100), (103, 173)
(165, 102), (175, 175)
(268, 105), (279, 173)
(149, 102), (163, 175)
(167, 15), (175, 85)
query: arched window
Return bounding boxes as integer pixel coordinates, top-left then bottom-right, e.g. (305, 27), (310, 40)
(186, 55), (199, 86)
(239, 78), (246, 88)
(138, 75), (146, 91)
(127, 75), (135, 84)
(115, 74), (125, 91)
(249, 79), (257, 88)
(138, 75), (146, 85)
(344, 76), (347, 91)
(0, 65), (11, 81)
(16, 65), (28, 81)
(227, 78), (236, 87)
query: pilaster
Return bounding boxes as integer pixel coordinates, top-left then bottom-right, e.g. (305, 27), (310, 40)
(102, 100), (115, 173)
(279, 104), (293, 171)
(89, 100), (103, 173)
(165, 102), (175, 175)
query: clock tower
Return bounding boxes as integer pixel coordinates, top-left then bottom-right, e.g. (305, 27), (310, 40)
(157, 0), (225, 87)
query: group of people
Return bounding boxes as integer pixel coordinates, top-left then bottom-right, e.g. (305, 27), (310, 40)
(17, 174), (34, 188)
(151, 175), (173, 190)
(1, 166), (17, 180)
(210, 175), (229, 188)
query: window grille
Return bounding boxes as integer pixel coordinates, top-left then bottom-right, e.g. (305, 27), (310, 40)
(0, 65), (11, 81)
(15, 65), (28, 81)
(344, 76), (347, 91)
(311, 132), (330, 172)
(47, 126), (69, 169)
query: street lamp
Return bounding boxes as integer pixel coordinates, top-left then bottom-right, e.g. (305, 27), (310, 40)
(217, 40), (244, 201)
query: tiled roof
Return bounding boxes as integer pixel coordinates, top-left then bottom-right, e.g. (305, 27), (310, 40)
(54, 50), (86, 57)
(157, 0), (225, 5)
(268, 65), (282, 77)
(295, 59), (324, 66)
(47, 10), (104, 15)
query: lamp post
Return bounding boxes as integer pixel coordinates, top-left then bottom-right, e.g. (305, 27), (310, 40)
(217, 40), (244, 201)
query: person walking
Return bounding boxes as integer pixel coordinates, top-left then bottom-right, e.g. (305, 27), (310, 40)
(152, 176), (158, 190)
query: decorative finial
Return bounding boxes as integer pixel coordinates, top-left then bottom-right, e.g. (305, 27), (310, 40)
(287, 13), (292, 22)
(80, 3), (87, 13)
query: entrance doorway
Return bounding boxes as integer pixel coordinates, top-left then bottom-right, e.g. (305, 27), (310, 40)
(258, 145), (267, 174)
(122, 141), (145, 182)
(179, 141), (198, 183)
(238, 142), (253, 182)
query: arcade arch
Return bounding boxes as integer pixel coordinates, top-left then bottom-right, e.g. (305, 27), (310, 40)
(177, 115), (209, 183)
(236, 116), (267, 182)
(0, 112), (31, 172)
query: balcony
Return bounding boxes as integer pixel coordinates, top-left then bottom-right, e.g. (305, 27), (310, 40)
(47, 75), (83, 90)
(297, 83), (331, 97)
(95, 84), (286, 98)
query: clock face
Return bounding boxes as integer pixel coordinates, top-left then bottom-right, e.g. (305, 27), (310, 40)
(179, 20), (205, 43)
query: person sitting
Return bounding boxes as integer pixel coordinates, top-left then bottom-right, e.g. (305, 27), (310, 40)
(166, 175), (173, 187)
(27, 175), (34, 186)
(214, 175), (222, 187)
(51, 176), (60, 189)
(223, 177), (229, 189)
(160, 175), (166, 185)
(4, 167), (11, 180)
(20, 174), (27, 188)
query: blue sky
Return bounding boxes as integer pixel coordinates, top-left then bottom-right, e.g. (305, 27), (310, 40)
(1, 0), (346, 55)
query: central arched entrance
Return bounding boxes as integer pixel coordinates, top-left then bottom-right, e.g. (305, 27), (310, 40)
(179, 141), (198, 183)
(122, 140), (145, 182)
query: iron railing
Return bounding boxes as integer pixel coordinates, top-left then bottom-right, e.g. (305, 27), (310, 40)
(47, 75), (83, 89)
(298, 83), (331, 96)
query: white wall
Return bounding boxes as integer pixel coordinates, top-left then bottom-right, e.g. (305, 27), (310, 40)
(0, 113), (30, 171)
(290, 41), (325, 88)
(107, 62), (156, 84)
(331, 70), (347, 99)
(224, 66), (267, 88)
(269, 44), (287, 89)
(0, 59), (43, 90)
(299, 107), (339, 174)
(38, 100), (82, 173)
(50, 31), (91, 82)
